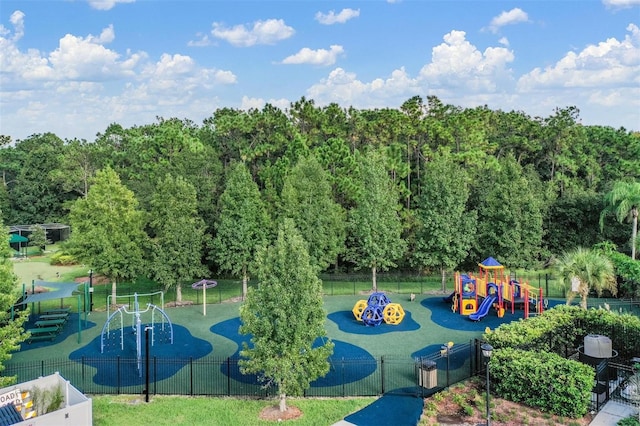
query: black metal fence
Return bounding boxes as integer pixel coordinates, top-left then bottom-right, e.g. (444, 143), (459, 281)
(2, 341), (483, 398)
(589, 361), (639, 413)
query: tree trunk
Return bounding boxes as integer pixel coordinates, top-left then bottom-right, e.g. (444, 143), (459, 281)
(242, 267), (248, 301)
(632, 206), (638, 260)
(111, 280), (117, 306)
(279, 393), (287, 412)
(440, 267), (446, 292)
(371, 265), (377, 292)
(176, 284), (182, 303)
(579, 284), (589, 310)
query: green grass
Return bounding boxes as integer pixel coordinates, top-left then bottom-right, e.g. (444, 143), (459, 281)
(91, 394), (376, 426)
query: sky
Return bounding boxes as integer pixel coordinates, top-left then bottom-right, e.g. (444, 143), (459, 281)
(1, 0), (639, 142)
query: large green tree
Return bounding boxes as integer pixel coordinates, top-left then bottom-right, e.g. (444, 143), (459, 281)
(600, 181), (640, 260)
(554, 247), (617, 309)
(7, 133), (70, 224)
(346, 150), (406, 291)
(68, 167), (147, 303)
(148, 175), (208, 302)
(280, 155), (346, 271)
(239, 219), (333, 413)
(211, 162), (270, 300)
(413, 153), (477, 290)
(0, 225), (28, 386)
(470, 155), (545, 268)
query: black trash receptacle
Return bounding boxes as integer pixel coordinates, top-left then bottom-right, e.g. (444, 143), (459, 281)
(418, 359), (437, 389)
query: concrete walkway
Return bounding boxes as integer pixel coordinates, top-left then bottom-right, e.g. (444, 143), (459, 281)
(589, 400), (638, 425)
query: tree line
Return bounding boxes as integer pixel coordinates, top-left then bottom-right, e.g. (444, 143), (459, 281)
(1, 95), (639, 299)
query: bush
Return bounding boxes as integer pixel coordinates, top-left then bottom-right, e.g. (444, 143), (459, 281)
(486, 305), (640, 360)
(490, 348), (593, 418)
(50, 251), (78, 266)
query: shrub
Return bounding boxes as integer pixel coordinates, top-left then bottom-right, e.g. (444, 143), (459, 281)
(50, 251), (78, 266)
(490, 348), (593, 418)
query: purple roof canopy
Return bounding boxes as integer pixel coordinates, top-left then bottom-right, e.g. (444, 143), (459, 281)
(191, 279), (218, 289)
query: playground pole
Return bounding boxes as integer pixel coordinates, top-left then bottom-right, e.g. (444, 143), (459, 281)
(145, 326), (151, 403)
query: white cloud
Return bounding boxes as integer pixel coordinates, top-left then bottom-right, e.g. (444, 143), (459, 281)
(87, 0), (135, 11)
(187, 33), (213, 47)
(419, 30), (515, 91)
(602, 0), (640, 8)
(488, 8), (529, 33)
(211, 19), (295, 47)
(498, 37), (510, 46)
(281, 45), (344, 66)
(315, 9), (360, 25)
(517, 23), (640, 91)
(240, 96), (290, 111)
(0, 15), (238, 140)
(307, 67), (420, 107)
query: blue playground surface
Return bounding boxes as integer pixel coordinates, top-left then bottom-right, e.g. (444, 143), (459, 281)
(210, 317), (377, 386)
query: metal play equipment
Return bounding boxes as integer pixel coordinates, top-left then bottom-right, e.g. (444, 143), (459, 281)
(191, 279), (217, 316)
(100, 292), (174, 377)
(352, 292), (405, 326)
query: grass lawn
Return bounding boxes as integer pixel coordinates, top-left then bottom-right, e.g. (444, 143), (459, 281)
(91, 394), (376, 426)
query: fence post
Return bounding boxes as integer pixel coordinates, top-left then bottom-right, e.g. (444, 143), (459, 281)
(342, 358), (345, 397)
(227, 357), (231, 396)
(190, 357), (194, 396)
(41, 360), (44, 377)
(117, 356), (121, 395)
(381, 356), (385, 394)
(154, 357), (157, 396)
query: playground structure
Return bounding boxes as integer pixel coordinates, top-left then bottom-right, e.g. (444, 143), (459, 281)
(352, 292), (405, 326)
(191, 279), (217, 316)
(100, 292), (174, 377)
(450, 257), (545, 321)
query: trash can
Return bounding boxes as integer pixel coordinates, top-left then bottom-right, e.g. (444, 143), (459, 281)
(418, 359), (437, 389)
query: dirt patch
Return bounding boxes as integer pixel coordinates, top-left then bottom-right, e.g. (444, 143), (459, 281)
(422, 378), (594, 426)
(75, 275), (110, 285)
(165, 301), (194, 308)
(258, 405), (303, 422)
(26, 286), (49, 294)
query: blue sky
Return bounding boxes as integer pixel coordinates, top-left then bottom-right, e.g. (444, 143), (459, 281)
(1, 0), (639, 142)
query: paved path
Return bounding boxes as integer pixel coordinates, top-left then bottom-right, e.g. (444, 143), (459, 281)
(589, 400), (638, 425)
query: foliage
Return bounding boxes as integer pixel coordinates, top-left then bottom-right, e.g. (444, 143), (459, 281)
(280, 155), (346, 271)
(49, 251), (78, 266)
(346, 150), (406, 291)
(67, 167), (147, 302)
(239, 219), (333, 412)
(27, 224), (50, 253)
(1, 96), (639, 288)
(553, 247), (617, 308)
(413, 152), (476, 289)
(600, 180), (640, 260)
(470, 155), (545, 268)
(618, 416), (640, 426)
(594, 242), (640, 298)
(211, 162), (270, 300)
(30, 385), (65, 415)
(0, 223), (28, 387)
(490, 347), (593, 418)
(485, 304), (640, 361)
(147, 175), (208, 302)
